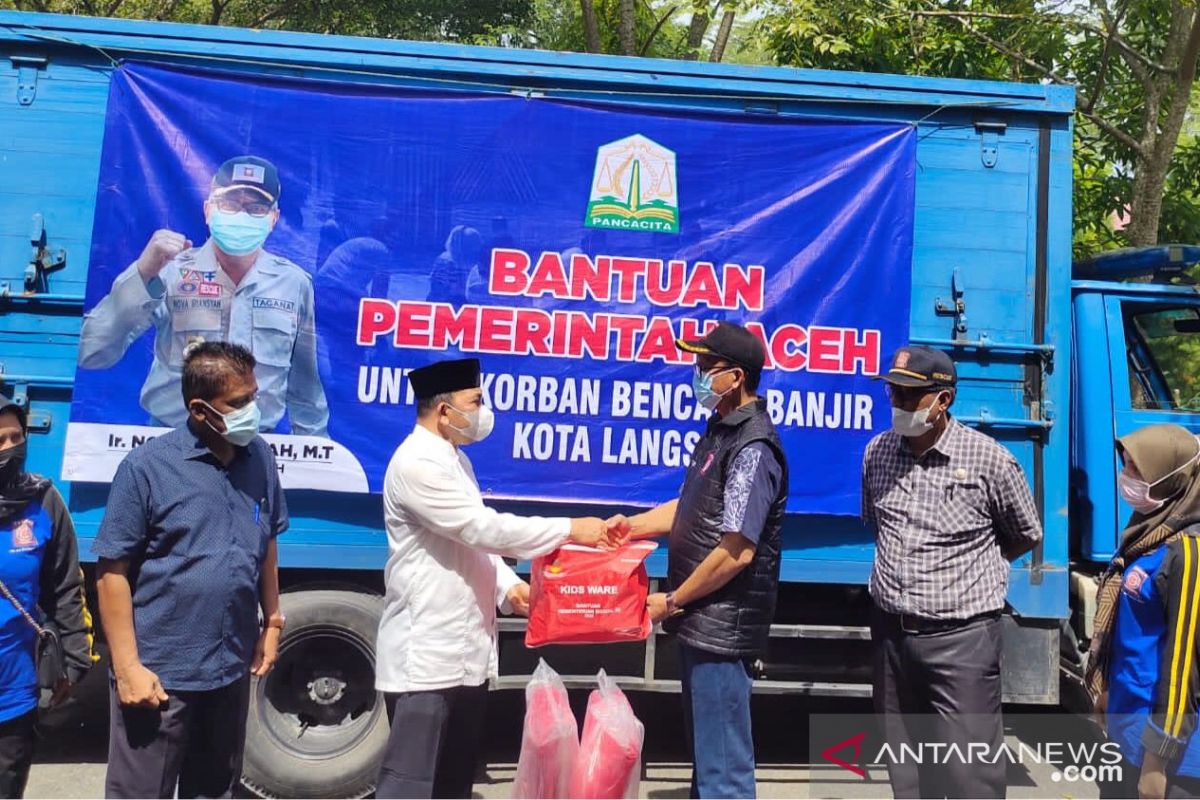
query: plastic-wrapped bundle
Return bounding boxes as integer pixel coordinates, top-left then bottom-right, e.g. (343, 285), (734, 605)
(569, 670), (644, 799)
(526, 542), (658, 647)
(512, 659), (580, 799)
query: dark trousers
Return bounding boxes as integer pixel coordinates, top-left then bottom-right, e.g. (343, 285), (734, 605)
(0, 710), (36, 799)
(871, 608), (1005, 799)
(1099, 759), (1200, 799)
(104, 675), (251, 799)
(376, 684), (488, 799)
(679, 643), (757, 799)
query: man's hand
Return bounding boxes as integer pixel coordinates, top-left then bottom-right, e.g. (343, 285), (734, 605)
(646, 592), (670, 623)
(49, 678), (72, 709)
(135, 229), (192, 282)
(251, 627), (281, 677)
(605, 514), (632, 544)
(115, 662), (169, 708)
(1139, 752), (1168, 800)
(570, 517), (615, 548)
(506, 582), (531, 617)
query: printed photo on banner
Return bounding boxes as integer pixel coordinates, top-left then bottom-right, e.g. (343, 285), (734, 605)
(65, 61), (916, 512)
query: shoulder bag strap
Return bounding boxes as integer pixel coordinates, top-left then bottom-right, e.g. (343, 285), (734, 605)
(0, 579), (44, 637)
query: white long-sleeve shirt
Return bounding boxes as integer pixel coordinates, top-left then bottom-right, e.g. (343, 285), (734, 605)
(376, 425), (570, 692)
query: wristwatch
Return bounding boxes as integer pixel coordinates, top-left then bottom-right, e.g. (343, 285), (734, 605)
(665, 592), (684, 617)
(266, 613), (286, 631)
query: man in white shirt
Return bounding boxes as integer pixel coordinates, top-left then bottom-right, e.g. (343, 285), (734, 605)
(375, 357), (613, 799)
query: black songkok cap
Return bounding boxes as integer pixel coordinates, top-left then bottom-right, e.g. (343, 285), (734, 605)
(408, 358), (481, 400)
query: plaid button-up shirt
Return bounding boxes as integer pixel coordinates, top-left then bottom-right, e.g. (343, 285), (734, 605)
(862, 417), (1042, 620)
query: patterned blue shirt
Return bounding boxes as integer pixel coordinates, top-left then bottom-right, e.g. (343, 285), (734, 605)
(93, 426), (287, 691)
(721, 443), (783, 546)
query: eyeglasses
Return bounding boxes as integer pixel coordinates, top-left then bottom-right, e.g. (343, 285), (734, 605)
(885, 384), (945, 403)
(214, 197), (274, 218)
(695, 362), (736, 377)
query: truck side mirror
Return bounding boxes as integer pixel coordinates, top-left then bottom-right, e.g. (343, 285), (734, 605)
(1173, 318), (1200, 333)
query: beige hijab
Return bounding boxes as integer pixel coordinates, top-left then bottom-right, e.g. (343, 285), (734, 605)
(1086, 423), (1200, 700)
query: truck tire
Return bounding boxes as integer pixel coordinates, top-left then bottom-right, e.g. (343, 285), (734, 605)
(242, 589), (388, 799)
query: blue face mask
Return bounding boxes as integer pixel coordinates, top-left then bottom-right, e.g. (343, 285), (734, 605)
(692, 367), (735, 411)
(210, 209), (272, 256)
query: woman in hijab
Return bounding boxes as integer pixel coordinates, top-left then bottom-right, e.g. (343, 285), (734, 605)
(1088, 423), (1200, 799)
(0, 397), (95, 798)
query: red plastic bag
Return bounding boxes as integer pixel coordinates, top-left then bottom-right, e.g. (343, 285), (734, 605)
(526, 542), (658, 647)
(512, 660), (580, 799)
(569, 670), (644, 799)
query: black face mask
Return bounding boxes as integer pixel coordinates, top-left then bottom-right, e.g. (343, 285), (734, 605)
(0, 442), (27, 486)
(0, 440), (44, 522)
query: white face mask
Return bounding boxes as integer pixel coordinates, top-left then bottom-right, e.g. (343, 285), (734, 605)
(891, 393), (945, 438)
(1118, 444), (1200, 514)
(446, 403), (494, 444)
(201, 400), (261, 447)
(1118, 472), (1163, 514)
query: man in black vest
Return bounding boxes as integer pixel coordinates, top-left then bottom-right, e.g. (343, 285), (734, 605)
(610, 321), (788, 800)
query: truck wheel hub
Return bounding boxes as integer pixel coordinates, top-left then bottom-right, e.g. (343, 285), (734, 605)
(308, 676), (347, 705)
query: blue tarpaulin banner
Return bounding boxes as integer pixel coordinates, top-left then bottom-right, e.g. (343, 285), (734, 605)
(65, 62), (915, 515)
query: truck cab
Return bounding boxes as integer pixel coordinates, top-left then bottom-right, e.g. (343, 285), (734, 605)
(1069, 246), (1200, 645)
(1072, 244), (1200, 559)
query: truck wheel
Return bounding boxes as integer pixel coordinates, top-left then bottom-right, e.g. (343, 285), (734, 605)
(242, 589), (388, 799)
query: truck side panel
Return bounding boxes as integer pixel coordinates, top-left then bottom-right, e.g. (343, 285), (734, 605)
(0, 14), (1073, 623)
(0, 50), (105, 490)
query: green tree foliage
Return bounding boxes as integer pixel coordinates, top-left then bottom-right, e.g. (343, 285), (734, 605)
(760, 1), (1200, 259)
(2, 0), (534, 40)
(1, 0), (737, 58)
(505, 0), (737, 59)
(760, 0), (1062, 78)
(502, 0), (691, 55)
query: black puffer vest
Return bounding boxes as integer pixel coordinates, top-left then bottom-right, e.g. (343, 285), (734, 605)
(664, 397), (788, 657)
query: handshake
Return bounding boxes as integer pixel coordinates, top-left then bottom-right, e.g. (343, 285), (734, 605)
(505, 514), (637, 617)
(568, 514), (634, 550)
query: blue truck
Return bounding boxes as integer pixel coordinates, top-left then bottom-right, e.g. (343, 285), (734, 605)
(0, 10), (1186, 798)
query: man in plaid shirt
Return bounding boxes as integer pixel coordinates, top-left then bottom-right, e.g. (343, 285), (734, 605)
(862, 345), (1042, 799)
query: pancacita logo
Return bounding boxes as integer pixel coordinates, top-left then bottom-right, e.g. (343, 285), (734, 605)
(585, 134), (679, 233)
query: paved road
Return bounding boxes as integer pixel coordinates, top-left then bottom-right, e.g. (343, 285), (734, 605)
(24, 658), (1103, 799)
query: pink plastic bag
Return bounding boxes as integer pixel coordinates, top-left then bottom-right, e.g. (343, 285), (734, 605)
(513, 660), (580, 799)
(569, 670), (644, 799)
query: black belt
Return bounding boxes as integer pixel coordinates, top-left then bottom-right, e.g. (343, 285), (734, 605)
(882, 609), (1001, 635)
